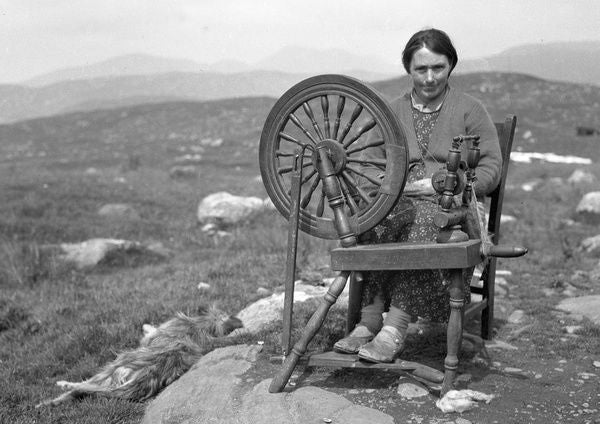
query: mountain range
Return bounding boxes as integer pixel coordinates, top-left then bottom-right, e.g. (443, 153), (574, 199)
(0, 40), (598, 125)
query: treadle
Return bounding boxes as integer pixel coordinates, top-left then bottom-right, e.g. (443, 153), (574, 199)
(307, 351), (444, 384)
(331, 239), (483, 271)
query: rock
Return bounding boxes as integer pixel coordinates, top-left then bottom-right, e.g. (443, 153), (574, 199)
(593, 360), (600, 368)
(143, 344), (394, 424)
(556, 295), (600, 324)
(233, 281), (349, 335)
(97, 203), (140, 219)
(564, 325), (583, 334)
(521, 179), (543, 192)
(58, 238), (167, 269)
(197, 191), (265, 226)
(484, 340), (518, 350)
(580, 234), (600, 256)
(435, 389), (495, 413)
(197, 282), (211, 291)
(576, 192), (600, 224)
(503, 367), (528, 378)
(396, 383), (429, 399)
(256, 287), (272, 297)
(169, 165), (198, 179)
(568, 169), (596, 185)
(507, 309), (525, 324)
(173, 153), (203, 164)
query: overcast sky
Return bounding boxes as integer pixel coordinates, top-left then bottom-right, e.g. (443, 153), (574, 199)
(1, 0), (599, 84)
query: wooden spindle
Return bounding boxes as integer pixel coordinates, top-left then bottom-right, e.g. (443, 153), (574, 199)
(321, 95), (331, 139)
(300, 175), (321, 208)
(302, 102), (324, 141)
(342, 118), (376, 148)
(279, 131), (310, 149)
(346, 138), (384, 155)
(332, 95), (345, 139)
(345, 165), (382, 188)
(289, 113), (319, 144)
(337, 104), (363, 144)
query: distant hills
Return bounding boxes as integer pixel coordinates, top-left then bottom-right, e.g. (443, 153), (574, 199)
(0, 40), (599, 125)
(458, 41), (600, 86)
(1, 73), (599, 173)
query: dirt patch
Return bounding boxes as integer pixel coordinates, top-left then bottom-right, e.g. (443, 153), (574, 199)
(248, 331), (600, 423)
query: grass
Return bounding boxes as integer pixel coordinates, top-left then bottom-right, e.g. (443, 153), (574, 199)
(1, 94), (600, 422)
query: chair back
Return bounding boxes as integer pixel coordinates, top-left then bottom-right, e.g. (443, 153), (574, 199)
(487, 115), (517, 244)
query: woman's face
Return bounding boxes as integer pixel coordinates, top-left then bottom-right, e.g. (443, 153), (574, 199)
(409, 47), (451, 104)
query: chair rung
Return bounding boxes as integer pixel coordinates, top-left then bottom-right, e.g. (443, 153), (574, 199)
(465, 300), (488, 320)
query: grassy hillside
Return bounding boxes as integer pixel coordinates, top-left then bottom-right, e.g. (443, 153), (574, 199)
(1, 73), (600, 422)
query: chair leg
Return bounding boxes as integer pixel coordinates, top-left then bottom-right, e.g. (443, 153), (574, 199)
(481, 258), (497, 340)
(442, 268), (465, 396)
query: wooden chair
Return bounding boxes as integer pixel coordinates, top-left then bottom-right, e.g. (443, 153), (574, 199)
(334, 115), (518, 358)
(258, 75), (526, 395)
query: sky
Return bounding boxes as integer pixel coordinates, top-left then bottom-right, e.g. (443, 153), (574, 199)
(1, 0), (599, 84)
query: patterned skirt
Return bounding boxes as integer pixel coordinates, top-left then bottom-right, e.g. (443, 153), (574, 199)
(359, 195), (475, 322)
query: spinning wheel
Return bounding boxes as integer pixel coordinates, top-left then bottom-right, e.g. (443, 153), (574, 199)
(259, 74), (409, 240)
(259, 75), (526, 396)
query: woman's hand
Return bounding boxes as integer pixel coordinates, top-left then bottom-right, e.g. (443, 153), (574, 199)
(403, 178), (436, 196)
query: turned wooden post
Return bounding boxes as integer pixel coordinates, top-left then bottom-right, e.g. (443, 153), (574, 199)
(441, 268), (465, 395)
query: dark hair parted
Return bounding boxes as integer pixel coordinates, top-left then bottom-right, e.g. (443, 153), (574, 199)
(402, 28), (458, 74)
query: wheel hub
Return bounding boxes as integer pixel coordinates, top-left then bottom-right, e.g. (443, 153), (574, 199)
(311, 139), (347, 175)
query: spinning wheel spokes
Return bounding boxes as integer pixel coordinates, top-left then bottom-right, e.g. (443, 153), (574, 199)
(259, 74), (409, 239)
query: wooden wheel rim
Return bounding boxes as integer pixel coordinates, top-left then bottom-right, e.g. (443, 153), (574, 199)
(259, 74), (408, 239)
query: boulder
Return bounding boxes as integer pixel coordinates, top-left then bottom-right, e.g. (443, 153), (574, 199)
(568, 169), (596, 186)
(97, 203), (140, 219)
(576, 191), (600, 223)
(169, 165), (198, 179)
(233, 282), (349, 335)
(142, 344), (394, 424)
(580, 234), (600, 256)
(58, 238), (169, 269)
(556, 295), (600, 324)
(197, 192), (265, 226)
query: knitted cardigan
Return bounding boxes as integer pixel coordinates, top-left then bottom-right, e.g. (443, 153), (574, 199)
(362, 86), (502, 197)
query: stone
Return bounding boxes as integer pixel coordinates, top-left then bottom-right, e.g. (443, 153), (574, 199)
(507, 309), (525, 324)
(485, 340), (518, 350)
(169, 165), (198, 179)
(197, 282), (211, 291)
(197, 191), (265, 226)
(576, 192), (600, 224)
(58, 238), (167, 269)
(568, 169), (596, 185)
(97, 203), (140, 219)
(143, 344), (394, 424)
(232, 282), (349, 335)
(556, 295), (600, 324)
(256, 287), (272, 297)
(564, 325), (583, 334)
(580, 234), (600, 256)
(396, 383), (429, 399)
(173, 153), (203, 164)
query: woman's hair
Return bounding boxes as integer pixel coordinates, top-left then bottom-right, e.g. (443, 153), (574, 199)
(402, 28), (458, 74)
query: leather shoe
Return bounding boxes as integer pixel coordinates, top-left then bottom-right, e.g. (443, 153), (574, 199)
(358, 326), (405, 363)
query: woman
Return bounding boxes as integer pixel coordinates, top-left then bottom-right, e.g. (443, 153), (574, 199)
(333, 28), (502, 363)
